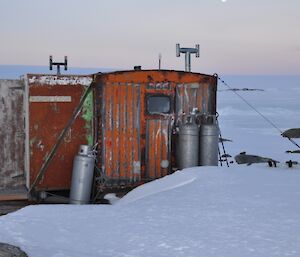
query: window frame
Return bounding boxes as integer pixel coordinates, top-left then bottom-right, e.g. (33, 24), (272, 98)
(145, 94), (173, 116)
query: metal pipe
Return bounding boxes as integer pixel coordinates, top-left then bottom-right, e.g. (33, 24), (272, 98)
(185, 53), (191, 72)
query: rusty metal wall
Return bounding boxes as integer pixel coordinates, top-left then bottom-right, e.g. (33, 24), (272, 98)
(98, 82), (141, 186)
(26, 75), (94, 191)
(95, 70), (217, 189)
(0, 80), (25, 190)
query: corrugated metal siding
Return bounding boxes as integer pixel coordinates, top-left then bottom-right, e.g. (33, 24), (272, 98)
(101, 83), (141, 185)
(0, 80), (25, 190)
(175, 83), (213, 125)
(27, 75), (93, 190)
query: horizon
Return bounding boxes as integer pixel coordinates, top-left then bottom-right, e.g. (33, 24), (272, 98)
(1, 64), (300, 80)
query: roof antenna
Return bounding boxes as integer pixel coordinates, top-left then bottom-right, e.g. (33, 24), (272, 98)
(176, 44), (200, 72)
(158, 53), (162, 70)
(49, 55), (68, 75)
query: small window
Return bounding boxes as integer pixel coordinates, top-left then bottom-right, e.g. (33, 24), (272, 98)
(147, 95), (171, 114)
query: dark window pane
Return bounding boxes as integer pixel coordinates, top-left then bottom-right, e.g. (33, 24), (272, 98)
(147, 96), (170, 114)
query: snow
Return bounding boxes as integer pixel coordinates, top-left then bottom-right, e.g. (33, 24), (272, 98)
(1, 75), (300, 257)
(1, 167), (300, 257)
(28, 75), (93, 86)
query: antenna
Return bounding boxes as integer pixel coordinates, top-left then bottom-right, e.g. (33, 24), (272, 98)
(176, 44), (200, 72)
(158, 53), (162, 70)
(49, 55), (68, 75)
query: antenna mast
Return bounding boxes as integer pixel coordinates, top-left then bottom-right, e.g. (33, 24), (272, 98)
(158, 53), (162, 70)
(49, 55), (68, 75)
(176, 44), (200, 72)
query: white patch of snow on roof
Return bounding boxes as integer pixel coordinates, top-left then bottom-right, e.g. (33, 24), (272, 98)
(28, 75), (93, 86)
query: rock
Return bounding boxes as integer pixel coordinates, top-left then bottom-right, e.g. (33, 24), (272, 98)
(282, 128), (300, 138)
(0, 243), (28, 257)
(234, 152), (279, 166)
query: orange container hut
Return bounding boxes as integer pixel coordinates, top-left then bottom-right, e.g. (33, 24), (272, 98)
(93, 70), (217, 191)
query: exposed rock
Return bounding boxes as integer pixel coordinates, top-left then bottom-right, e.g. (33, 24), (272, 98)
(0, 243), (28, 257)
(282, 128), (300, 138)
(234, 152), (279, 166)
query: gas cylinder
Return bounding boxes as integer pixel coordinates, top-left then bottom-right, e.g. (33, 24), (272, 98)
(176, 117), (199, 169)
(199, 122), (219, 166)
(69, 145), (95, 204)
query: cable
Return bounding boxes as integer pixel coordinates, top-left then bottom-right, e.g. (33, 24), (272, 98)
(217, 76), (300, 149)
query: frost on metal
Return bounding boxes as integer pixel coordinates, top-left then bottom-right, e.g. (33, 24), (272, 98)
(0, 80), (25, 189)
(28, 76), (93, 86)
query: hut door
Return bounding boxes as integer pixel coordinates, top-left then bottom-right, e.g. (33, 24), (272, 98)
(144, 94), (173, 179)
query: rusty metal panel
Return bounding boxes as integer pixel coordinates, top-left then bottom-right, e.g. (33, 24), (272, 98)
(175, 82), (216, 125)
(145, 119), (171, 179)
(100, 82), (141, 186)
(0, 80), (25, 190)
(27, 75), (93, 190)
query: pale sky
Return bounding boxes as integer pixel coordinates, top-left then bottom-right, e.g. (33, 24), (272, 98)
(1, 0), (300, 74)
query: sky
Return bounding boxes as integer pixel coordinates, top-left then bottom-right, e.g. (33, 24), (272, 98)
(1, 0), (300, 75)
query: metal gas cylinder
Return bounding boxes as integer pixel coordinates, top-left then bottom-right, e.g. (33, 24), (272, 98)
(176, 117), (199, 169)
(199, 122), (219, 166)
(69, 145), (95, 204)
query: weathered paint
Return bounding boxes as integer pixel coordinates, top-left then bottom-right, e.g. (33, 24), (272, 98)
(0, 80), (25, 190)
(175, 82), (213, 125)
(94, 70), (217, 189)
(97, 82), (141, 186)
(27, 75), (94, 191)
(28, 75), (92, 86)
(82, 91), (94, 145)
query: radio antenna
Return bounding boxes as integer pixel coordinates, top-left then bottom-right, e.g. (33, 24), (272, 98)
(158, 53), (162, 70)
(49, 55), (68, 75)
(176, 44), (200, 72)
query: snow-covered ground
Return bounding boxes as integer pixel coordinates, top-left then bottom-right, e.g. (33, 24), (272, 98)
(0, 75), (300, 257)
(218, 75), (300, 162)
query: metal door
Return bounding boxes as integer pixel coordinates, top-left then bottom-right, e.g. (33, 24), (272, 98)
(144, 91), (174, 179)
